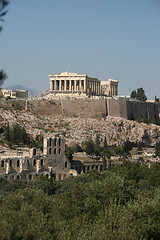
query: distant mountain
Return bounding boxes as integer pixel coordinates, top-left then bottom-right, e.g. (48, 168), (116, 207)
(6, 85), (42, 97)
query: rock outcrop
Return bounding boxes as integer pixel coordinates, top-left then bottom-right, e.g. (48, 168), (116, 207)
(0, 107), (160, 148)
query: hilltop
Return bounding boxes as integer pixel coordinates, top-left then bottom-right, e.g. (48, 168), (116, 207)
(0, 99), (160, 149)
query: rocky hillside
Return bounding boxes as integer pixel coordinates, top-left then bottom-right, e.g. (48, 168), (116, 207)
(0, 107), (160, 148)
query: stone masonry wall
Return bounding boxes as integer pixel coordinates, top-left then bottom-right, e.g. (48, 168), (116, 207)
(0, 98), (159, 124)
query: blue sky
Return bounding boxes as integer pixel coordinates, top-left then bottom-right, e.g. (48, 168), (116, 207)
(0, 0), (160, 99)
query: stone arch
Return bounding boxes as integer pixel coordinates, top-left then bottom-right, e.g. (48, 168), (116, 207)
(49, 138), (52, 147)
(33, 148), (36, 156)
(41, 159), (43, 166)
(49, 148), (51, 155)
(1, 160), (4, 167)
(17, 159), (20, 167)
(54, 138), (56, 147)
(54, 148), (56, 154)
(9, 160), (12, 167)
(33, 159), (36, 166)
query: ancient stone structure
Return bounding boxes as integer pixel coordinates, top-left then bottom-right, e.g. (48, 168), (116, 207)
(0, 135), (71, 180)
(0, 88), (28, 99)
(49, 72), (118, 97)
(72, 152), (103, 174)
(0, 135), (104, 181)
(101, 79), (119, 97)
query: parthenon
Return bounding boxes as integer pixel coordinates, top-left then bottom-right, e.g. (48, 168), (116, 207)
(49, 72), (118, 97)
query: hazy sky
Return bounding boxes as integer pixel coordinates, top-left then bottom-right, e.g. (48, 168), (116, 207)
(0, 0), (160, 99)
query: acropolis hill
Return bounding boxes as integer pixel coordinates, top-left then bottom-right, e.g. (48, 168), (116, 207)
(0, 71), (160, 148)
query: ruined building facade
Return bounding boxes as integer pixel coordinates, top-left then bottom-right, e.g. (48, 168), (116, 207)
(0, 135), (104, 180)
(49, 72), (118, 97)
(0, 135), (71, 180)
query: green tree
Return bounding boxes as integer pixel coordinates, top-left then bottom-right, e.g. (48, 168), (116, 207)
(65, 146), (73, 161)
(83, 138), (95, 155)
(0, 0), (9, 87)
(4, 122), (10, 142)
(130, 90), (137, 99)
(155, 143), (160, 157)
(114, 146), (124, 156)
(104, 136), (108, 150)
(136, 88), (147, 101)
(130, 88), (147, 101)
(137, 141), (143, 152)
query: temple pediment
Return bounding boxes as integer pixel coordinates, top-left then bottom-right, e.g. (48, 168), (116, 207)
(54, 72), (85, 77)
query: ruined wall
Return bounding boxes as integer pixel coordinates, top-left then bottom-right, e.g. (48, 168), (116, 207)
(0, 99), (26, 110)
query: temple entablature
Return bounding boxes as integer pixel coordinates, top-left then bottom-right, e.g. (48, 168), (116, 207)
(49, 72), (118, 97)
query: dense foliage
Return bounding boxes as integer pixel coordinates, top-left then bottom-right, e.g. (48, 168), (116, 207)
(0, 0), (9, 86)
(1, 161), (160, 239)
(130, 88), (147, 101)
(3, 123), (43, 149)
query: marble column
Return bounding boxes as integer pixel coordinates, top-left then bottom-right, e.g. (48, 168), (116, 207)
(91, 82), (93, 95)
(69, 80), (71, 91)
(50, 80), (53, 91)
(64, 80), (66, 91)
(84, 79), (86, 92)
(96, 82), (98, 95)
(93, 82), (95, 94)
(59, 80), (62, 91)
(79, 80), (82, 91)
(54, 80), (57, 91)
(74, 80), (77, 92)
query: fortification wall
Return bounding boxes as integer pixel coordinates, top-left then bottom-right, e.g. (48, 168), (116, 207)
(0, 97), (159, 124)
(61, 99), (107, 118)
(107, 98), (128, 119)
(106, 98), (159, 124)
(126, 100), (160, 124)
(127, 101), (147, 121)
(28, 99), (62, 116)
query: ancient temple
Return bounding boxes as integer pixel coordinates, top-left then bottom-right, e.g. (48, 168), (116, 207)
(49, 72), (118, 97)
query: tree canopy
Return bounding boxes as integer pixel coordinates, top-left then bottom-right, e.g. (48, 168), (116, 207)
(0, 0), (9, 87)
(1, 162), (160, 239)
(130, 87), (147, 101)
